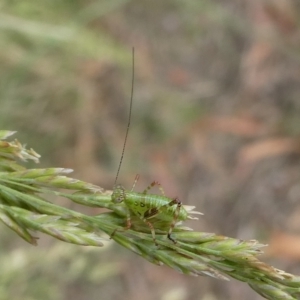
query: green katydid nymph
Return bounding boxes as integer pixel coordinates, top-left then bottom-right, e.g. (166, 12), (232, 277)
(111, 178), (202, 246)
(110, 48), (202, 246)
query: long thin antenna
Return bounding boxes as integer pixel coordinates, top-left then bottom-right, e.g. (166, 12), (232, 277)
(114, 47), (135, 186)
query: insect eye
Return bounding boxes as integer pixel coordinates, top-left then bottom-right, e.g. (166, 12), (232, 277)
(116, 195), (124, 203)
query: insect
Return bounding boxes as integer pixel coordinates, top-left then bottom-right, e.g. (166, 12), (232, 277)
(111, 48), (201, 245)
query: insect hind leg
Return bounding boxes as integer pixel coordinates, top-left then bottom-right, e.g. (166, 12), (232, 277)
(165, 197), (182, 244)
(143, 181), (165, 196)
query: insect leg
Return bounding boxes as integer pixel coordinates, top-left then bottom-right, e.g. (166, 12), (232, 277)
(110, 210), (132, 238)
(142, 219), (158, 246)
(143, 181), (165, 196)
(162, 197), (182, 244)
(131, 174), (140, 191)
(124, 213), (132, 230)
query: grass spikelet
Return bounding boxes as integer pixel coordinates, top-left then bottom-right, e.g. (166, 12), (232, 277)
(1, 131), (300, 300)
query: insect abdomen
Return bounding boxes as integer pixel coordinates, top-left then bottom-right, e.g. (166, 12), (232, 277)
(124, 192), (188, 221)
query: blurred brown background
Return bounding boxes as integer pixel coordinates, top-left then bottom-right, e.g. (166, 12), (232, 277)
(1, 0), (300, 299)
